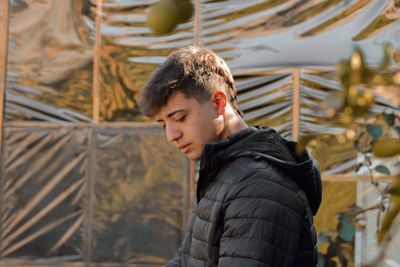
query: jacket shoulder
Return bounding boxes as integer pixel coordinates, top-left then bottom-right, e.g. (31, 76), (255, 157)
(217, 156), (308, 217)
(219, 156), (300, 192)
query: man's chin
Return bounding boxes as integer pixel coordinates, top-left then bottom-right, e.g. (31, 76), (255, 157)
(186, 151), (201, 161)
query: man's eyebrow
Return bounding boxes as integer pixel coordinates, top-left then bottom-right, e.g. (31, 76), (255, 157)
(167, 109), (185, 117)
(156, 109), (186, 122)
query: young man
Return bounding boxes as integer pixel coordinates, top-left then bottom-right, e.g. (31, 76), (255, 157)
(139, 46), (322, 267)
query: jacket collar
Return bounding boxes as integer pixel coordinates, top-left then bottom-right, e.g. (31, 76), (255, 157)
(197, 127), (255, 202)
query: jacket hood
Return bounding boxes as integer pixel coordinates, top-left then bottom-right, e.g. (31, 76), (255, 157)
(199, 126), (322, 215)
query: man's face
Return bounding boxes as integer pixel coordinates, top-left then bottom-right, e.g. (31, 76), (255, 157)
(156, 92), (224, 160)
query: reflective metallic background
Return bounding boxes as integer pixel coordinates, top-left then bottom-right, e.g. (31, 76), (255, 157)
(0, 0), (399, 266)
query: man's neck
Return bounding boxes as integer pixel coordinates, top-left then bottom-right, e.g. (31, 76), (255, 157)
(221, 113), (248, 139)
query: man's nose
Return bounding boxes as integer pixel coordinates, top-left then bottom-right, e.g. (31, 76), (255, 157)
(165, 124), (182, 143)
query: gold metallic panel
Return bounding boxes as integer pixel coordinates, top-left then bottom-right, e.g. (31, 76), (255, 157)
(98, 1), (195, 121)
(92, 128), (184, 264)
(200, 1), (398, 71)
(236, 73), (294, 139)
(5, 1), (95, 122)
(1, 126), (88, 259)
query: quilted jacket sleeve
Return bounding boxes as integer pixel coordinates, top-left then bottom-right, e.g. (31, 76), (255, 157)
(166, 208), (197, 267)
(166, 246), (183, 267)
(218, 170), (305, 267)
(166, 228), (191, 267)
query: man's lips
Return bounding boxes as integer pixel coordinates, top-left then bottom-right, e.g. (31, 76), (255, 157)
(178, 143), (190, 152)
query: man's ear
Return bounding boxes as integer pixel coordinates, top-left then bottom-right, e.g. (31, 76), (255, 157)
(213, 91), (227, 115)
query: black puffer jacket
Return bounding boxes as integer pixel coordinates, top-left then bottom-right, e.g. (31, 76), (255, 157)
(167, 126), (322, 267)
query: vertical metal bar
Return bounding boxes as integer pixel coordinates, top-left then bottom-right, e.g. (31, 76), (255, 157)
(85, 0), (102, 264)
(92, 0), (103, 123)
(84, 129), (95, 267)
(0, 0), (10, 258)
(193, 0), (201, 46)
(182, 157), (189, 233)
(182, 158), (197, 233)
(188, 160), (196, 212)
(292, 68), (301, 141)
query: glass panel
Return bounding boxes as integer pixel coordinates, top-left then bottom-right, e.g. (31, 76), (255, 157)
(1, 127), (88, 260)
(99, 0), (194, 121)
(201, 1), (398, 72)
(298, 70), (357, 174)
(5, 0), (95, 122)
(92, 128), (184, 264)
(236, 74), (293, 139)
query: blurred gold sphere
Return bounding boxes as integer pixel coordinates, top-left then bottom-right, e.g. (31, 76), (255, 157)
(147, 0), (179, 34)
(172, 0), (194, 23)
(372, 137), (400, 158)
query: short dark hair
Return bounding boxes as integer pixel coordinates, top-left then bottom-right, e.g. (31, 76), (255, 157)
(139, 46), (243, 117)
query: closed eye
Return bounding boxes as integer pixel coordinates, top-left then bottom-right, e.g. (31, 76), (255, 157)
(175, 115), (187, 122)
